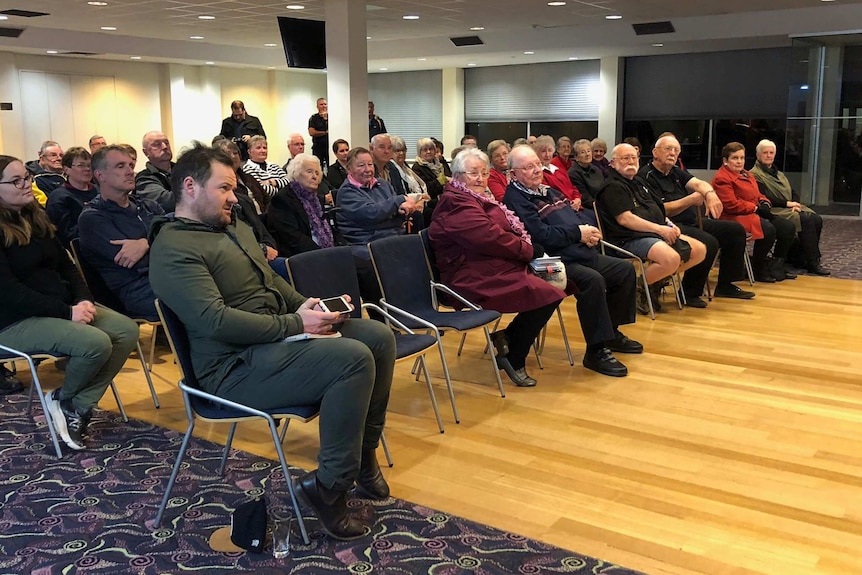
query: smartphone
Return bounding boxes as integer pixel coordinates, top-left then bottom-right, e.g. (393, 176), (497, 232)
(318, 296), (351, 314)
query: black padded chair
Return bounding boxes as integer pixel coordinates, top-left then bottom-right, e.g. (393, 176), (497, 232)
(368, 235), (503, 422)
(287, 246), (445, 433)
(69, 238), (160, 407)
(153, 300), (315, 544)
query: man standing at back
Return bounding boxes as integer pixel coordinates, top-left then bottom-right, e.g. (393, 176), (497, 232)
(368, 101), (387, 140)
(149, 142), (396, 541)
(308, 98), (329, 169)
(135, 131), (176, 212)
(219, 100), (266, 161)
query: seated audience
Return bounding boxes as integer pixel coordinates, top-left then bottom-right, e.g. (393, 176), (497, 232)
(391, 136), (430, 215)
(591, 138), (611, 177)
(567, 138), (604, 208)
(242, 135), (290, 199)
(712, 142), (797, 283)
(504, 145), (641, 377)
(552, 136), (574, 172)
(595, 143), (707, 314)
(88, 135), (107, 154)
(487, 140), (510, 201)
(282, 133), (307, 170)
(46, 147), (98, 249)
(513, 137), (529, 147)
(432, 138), (452, 177)
(336, 147), (417, 259)
(79, 145), (164, 321)
(0, 154), (138, 450)
(370, 134), (405, 195)
(639, 134), (754, 304)
(429, 148), (564, 387)
(751, 139), (830, 276)
(412, 137), (447, 206)
(135, 131), (175, 212)
(26, 141), (66, 205)
(533, 135), (584, 205)
(149, 143), (396, 540)
(623, 137), (642, 158)
(460, 135), (478, 147)
(326, 139), (350, 192)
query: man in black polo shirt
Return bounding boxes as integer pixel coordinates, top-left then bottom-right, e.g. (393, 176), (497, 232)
(308, 98), (329, 169)
(638, 135), (755, 305)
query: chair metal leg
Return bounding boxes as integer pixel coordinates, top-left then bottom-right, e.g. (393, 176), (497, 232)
(136, 341), (160, 409)
(148, 325), (158, 371)
(278, 418), (291, 443)
(533, 339), (544, 370)
(556, 306), (575, 366)
(483, 317), (503, 355)
(539, 323), (547, 355)
(744, 249), (755, 285)
(456, 333), (467, 357)
(154, 420), (196, 528)
(418, 355), (444, 433)
(219, 423), (238, 475)
(380, 431), (393, 467)
(636, 260), (656, 320)
(483, 326), (506, 398)
(434, 336), (460, 424)
(109, 381), (128, 422)
(23, 359), (63, 458)
(672, 274), (684, 309)
(266, 417), (310, 545)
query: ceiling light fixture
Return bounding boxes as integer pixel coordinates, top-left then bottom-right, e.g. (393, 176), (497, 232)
(190, 35), (204, 39)
(379, 67), (388, 70)
(470, 26), (484, 31)
(130, 56), (141, 60)
(366, 36), (372, 40)
(548, 1), (567, 5)
(100, 26), (116, 30)
(568, 56), (578, 60)
(264, 43), (277, 47)
(605, 14), (622, 20)
(467, 63), (476, 66)
(403, 15), (420, 20)
(286, 4), (305, 9)
(205, 61), (215, 65)
(652, 43), (664, 47)
(417, 58), (427, 61)
(87, 1), (108, 5)
(46, 50), (58, 54)
(198, 15), (215, 20)
(524, 51), (535, 55)
(0, 15), (7, 20)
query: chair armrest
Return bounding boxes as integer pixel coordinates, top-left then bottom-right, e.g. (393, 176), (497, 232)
(600, 240), (642, 262)
(430, 281), (482, 311)
(361, 302), (416, 335)
(377, 299), (442, 337)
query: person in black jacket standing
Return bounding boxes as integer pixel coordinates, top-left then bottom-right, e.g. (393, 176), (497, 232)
(219, 100), (266, 161)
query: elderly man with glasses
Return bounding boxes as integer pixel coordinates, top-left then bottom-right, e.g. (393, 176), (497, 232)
(638, 135), (755, 306)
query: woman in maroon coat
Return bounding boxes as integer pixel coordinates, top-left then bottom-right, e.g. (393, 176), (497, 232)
(712, 142), (797, 282)
(428, 148), (565, 388)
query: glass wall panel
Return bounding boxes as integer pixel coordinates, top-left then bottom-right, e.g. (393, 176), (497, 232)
(464, 122), (527, 151)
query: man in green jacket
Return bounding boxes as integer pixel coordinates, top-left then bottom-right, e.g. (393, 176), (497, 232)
(149, 143), (395, 541)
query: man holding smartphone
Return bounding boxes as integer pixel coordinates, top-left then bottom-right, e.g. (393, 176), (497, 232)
(149, 143), (396, 541)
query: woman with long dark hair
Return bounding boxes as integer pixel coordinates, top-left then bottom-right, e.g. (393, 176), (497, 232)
(0, 155), (138, 450)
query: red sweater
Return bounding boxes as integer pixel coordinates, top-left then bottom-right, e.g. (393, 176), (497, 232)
(542, 165), (581, 202)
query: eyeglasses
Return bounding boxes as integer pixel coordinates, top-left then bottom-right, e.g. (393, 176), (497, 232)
(614, 155), (639, 162)
(512, 163), (542, 172)
(0, 174), (33, 189)
(71, 163), (92, 169)
(661, 146), (681, 153)
(463, 171), (489, 179)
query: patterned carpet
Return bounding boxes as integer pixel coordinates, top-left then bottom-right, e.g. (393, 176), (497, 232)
(0, 394), (644, 575)
(816, 217), (862, 280)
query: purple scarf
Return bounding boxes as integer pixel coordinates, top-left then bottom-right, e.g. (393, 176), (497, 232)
(290, 181), (334, 249)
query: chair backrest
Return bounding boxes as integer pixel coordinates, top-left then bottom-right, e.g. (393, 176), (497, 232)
(417, 229), (441, 282)
(368, 235), (435, 312)
(286, 246), (362, 319)
(154, 299), (200, 388)
(69, 238), (128, 313)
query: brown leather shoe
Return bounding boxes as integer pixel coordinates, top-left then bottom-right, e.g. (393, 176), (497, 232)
(297, 471), (370, 540)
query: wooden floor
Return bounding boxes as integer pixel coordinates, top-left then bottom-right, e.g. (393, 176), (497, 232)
(29, 273), (862, 575)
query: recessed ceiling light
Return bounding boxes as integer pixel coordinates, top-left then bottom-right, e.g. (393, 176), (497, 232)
(379, 67), (388, 71)
(524, 51), (535, 55)
(267, 66), (276, 69)
(417, 58), (427, 61)
(548, 1), (567, 5)
(190, 35), (204, 40)
(205, 61), (215, 65)
(46, 50), (58, 54)
(568, 56), (578, 60)
(403, 15), (420, 20)
(467, 63), (476, 67)
(470, 26), (484, 31)
(0, 15), (7, 20)
(87, 1), (108, 5)
(264, 43), (277, 47)
(605, 14), (622, 20)
(198, 15), (215, 20)
(366, 36), (372, 40)
(821, 0), (836, 2)
(286, 4), (305, 9)
(130, 56), (141, 60)
(100, 26), (116, 30)
(652, 43), (664, 47)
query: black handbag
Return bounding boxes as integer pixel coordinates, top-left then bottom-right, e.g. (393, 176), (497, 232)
(671, 237), (692, 263)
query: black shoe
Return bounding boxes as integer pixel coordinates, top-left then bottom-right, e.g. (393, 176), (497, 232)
(606, 332), (643, 354)
(46, 390), (86, 450)
(682, 293), (708, 308)
(714, 284), (755, 299)
(0, 366), (24, 396)
(754, 265), (775, 283)
(297, 471), (370, 540)
(489, 330), (510, 357)
(356, 447), (390, 500)
(806, 260), (831, 276)
(582, 347), (628, 377)
(495, 355), (537, 387)
(770, 258), (789, 281)
(648, 282), (663, 312)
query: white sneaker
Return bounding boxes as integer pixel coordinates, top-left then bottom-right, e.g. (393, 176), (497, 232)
(46, 390), (85, 451)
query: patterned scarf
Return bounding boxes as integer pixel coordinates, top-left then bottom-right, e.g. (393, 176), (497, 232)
(448, 179), (531, 245)
(414, 156), (448, 186)
(290, 181), (334, 248)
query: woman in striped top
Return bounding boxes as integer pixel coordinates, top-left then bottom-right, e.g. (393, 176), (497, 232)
(241, 135), (289, 197)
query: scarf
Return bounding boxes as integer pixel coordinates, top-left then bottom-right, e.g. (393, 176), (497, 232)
(448, 179), (531, 245)
(290, 181), (334, 248)
(414, 156), (447, 186)
(393, 162), (426, 196)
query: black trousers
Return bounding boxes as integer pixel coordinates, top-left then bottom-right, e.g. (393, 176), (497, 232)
(503, 301), (561, 369)
(798, 212), (823, 262)
(678, 219), (747, 294)
(566, 254), (637, 347)
(753, 216), (796, 265)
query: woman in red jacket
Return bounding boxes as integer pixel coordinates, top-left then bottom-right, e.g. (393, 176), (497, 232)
(428, 148), (565, 388)
(711, 142), (797, 282)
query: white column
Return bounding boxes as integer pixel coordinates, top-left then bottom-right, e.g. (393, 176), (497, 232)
(325, 0), (369, 158)
(0, 52), (25, 158)
(598, 57), (623, 146)
(441, 67), (464, 154)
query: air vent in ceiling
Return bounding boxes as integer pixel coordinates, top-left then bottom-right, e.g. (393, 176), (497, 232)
(632, 21), (675, 36)
(0, 27), (24, 38)
(450, 36), (483, 47)
(0, 9), (50, 18)
(62, 51), (101, 56)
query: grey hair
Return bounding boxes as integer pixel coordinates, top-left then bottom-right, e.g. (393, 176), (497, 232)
(756, 139), (777, 154)
(416, 137), (436, 155)
(512, 137), (529, 147)
(609, 143), (636, 161)
(285, 153), (321, 182)
(487, 139), (510, 156)
(370, 133), (390, 147)
(591, 137), (607, 151)
(507, 144), (537, 170)
(39, 140), (60, 155)
(533, 135), (555, 152)
(451, 147), (489, 175)
(556, 136), (572, 148)
(390, 135), (407, 153)
(574, 138), (591, 152)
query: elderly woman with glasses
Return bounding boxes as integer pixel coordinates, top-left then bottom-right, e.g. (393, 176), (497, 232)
(567, 138), (604, 208)
(427, 148), (564, 388)
(0, 155), (139, 451)
(45, 147), (98, 249)
(486, 139), (510, 201)
(411, 137), (447, 207)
